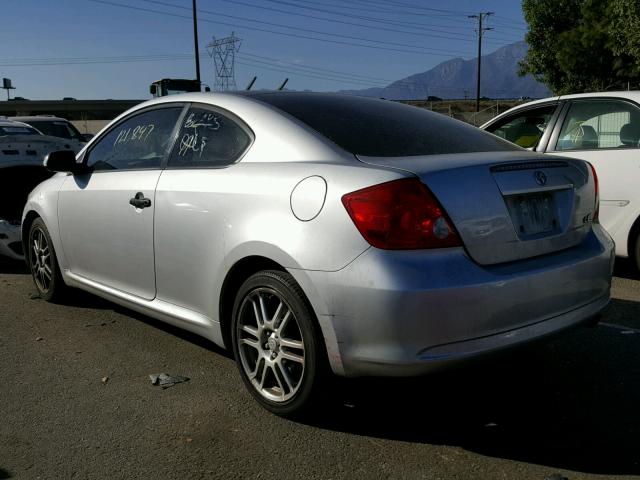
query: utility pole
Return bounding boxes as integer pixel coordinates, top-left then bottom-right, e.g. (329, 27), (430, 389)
(469, 12), (493, 112)
(192, 0), (201, 85)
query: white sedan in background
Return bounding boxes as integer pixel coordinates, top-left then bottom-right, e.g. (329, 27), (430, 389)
(482, 91), (640, 273)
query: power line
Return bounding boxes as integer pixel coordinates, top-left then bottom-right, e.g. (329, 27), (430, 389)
(238, 52), (394, 83)
(140, 0), (481, 48)
(89, 0), (468, 57)
(0, 50), (521, 95)
(250, 0), (476, 35)
(352, 0), (475, 16)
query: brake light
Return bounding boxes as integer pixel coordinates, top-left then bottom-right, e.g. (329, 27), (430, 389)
(587, 162), (599, 222)
(341, 178), (461, 249)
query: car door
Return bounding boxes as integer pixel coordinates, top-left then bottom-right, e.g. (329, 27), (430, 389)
(483, 102), (561, 151)
(545, 98), (640, 244)
(154, 103), (253, 316)
(57, 104), (184, 300)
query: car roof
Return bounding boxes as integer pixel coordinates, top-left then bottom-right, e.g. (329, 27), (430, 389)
(556, 91), (640, 101)
(480, 91), (640, 129)
(136, 90), (381, 107)
(0, 118), (39, 129)
(10, 115), (69, 122)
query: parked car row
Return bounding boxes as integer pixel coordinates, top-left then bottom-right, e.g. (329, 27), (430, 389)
(18, 92), (612, 417)
(0, 118), (81, 259)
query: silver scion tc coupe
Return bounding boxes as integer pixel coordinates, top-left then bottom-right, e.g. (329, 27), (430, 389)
(24, 92), (614, 416)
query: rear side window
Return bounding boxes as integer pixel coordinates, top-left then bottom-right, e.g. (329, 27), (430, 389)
(87, 107), (182, 171)
(0, 126), (39, 136)
(167, 106), (251, 168)
(252, 93), (517, 157)
(29, 120), (83, 141)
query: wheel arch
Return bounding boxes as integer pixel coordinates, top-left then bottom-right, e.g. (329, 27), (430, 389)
(627, 213), (640, 264)
(21, 210), (41, 260)
(219, 256), (287, 350)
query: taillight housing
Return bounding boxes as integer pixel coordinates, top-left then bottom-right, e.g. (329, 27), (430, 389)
(587, 162), (599, 222)
(341, 178), (461, 249)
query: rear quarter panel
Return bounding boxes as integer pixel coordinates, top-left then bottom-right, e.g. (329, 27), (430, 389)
(153, 161), (406, 321)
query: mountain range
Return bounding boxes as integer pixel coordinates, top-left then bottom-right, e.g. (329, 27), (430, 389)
(339, 41), (551, 100)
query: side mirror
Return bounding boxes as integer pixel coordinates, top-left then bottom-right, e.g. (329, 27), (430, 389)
(149, 84), (157, 96)
(81, 133), (94, 142)
(44, 150), (84, 174)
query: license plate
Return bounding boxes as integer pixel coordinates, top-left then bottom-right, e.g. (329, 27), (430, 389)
(506, 193), (557, 236)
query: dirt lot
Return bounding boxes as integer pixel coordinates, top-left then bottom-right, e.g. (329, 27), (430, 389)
(1, 259), (639, 480)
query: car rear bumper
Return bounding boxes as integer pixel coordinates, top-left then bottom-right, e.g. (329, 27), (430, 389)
(294, 225), (614, 377)
(0, 220), (24, 261)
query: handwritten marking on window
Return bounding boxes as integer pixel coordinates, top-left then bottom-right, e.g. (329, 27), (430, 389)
(177, 111), (222, 157)
(184, 112), (221, 131)
(113, 123), (155, 146)
(178, 132), (208, 157)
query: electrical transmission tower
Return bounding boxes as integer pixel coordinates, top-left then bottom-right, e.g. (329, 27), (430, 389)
(207, 32), (242, 91)
(469, 12), (494, 112)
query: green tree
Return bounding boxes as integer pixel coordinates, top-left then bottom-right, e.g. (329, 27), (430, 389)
(609, 0), (640, 79)
(520, 0), (640, 94)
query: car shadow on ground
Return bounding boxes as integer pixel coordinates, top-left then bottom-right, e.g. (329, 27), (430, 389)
(0, 258), (28, 274)
(111, 304), (233, 359)
(613, 257), (639, 281)
(302, 297), (640, 476)
(55, 289), (231, 358)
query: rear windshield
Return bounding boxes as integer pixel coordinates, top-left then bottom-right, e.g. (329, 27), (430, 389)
(252, 93), (518, 157)
(27, 120), (83, 141)
(0, 126), (39, 136)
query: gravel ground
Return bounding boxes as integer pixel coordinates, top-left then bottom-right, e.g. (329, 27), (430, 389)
(1, 258), (639, 480)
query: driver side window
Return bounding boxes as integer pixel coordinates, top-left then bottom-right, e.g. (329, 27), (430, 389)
(486, 105), (557, 149)
(86, 107), (182, 171)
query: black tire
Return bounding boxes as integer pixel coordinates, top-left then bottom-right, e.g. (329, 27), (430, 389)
(231, 270), (328, 417)
(633, 232), (640, 277)
(28, 218), (66, 302)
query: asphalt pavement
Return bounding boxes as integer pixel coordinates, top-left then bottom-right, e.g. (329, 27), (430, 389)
(1, 258), (639, 480)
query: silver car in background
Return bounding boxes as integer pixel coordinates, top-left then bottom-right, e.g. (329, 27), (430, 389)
(23, 92), (613, 416)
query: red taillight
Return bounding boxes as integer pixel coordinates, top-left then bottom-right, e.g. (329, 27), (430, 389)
(588, 162), (599, 222)
(341, 178), (461, 249)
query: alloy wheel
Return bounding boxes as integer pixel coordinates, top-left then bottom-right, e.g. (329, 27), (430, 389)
(30, 227), (53, 293)
(236, 288), (305, 403)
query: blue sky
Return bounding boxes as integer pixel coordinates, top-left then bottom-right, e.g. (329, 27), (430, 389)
(0, 0), (528, 99)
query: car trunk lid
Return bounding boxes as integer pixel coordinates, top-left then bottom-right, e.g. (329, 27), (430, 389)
(357, 152), (596, 265)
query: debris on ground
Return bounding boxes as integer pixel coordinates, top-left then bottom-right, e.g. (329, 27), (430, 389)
(101, 376), (109, 384)
(85, 320), (116, 327)
(149, 373), (190, 389)
(29, 293), (40, 300)
(35, 337), (43, 341)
